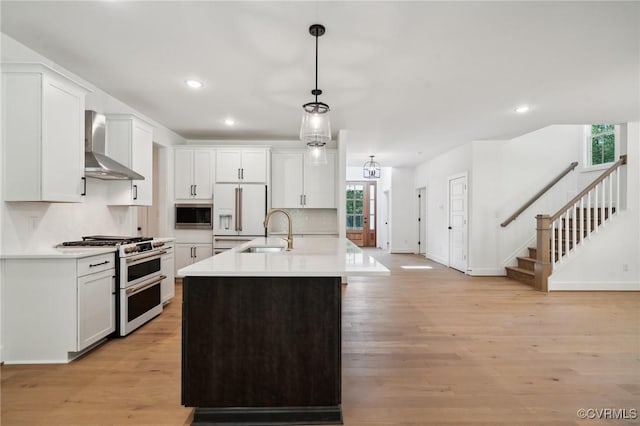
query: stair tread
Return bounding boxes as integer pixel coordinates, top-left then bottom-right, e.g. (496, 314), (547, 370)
(505, 266), (534, 276)
(516, 256), (536, 262)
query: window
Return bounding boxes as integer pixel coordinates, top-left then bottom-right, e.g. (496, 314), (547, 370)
(586, 124), (616, 166)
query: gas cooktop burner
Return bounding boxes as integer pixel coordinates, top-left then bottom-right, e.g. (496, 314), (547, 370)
(60, 236), (153, 247)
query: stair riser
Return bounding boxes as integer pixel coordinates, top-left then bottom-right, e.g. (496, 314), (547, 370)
(516, 258), (535, 272)
(506, 268), (535, 286)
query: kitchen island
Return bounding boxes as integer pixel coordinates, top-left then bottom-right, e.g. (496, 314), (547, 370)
(178, 236), (389, 425)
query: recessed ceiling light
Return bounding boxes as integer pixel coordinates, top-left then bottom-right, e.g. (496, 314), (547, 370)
(185, 79), (203, 89)
(224, 118), (236, 126)
(515, 105), (530, 113)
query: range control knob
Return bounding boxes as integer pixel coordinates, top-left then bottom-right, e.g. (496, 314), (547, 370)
(124, 246), (138, 254)
(153, 241), (165, 248)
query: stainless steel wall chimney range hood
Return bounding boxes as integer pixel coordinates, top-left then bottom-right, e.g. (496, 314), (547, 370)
(84, 110), (144, 180)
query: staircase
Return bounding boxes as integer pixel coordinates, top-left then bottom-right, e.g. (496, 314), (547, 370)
(505, 208), (614, 287)
(505, 155), (626, 290)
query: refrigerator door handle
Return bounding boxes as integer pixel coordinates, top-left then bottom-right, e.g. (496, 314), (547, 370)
(238, 187), (243, 231)
(234, 187), (239, 231)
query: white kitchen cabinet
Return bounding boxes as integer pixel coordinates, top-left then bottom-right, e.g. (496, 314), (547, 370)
(175, 243), (212, 277)
(174, 148), (214, 200)
(2, 251), (116, 364)
(2, 63), (89, 202)
(78, 268), (116, 350)
(271, 150), (336, 208)
(106, 114), (154, 206)
(160, 243), (175, 303)
(215, 148), (268, 183)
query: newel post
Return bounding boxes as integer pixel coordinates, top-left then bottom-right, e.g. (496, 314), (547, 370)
(535, 214), (551, 292)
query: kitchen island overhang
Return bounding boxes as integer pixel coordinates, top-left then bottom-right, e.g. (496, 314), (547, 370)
(179, 237), (389, 426)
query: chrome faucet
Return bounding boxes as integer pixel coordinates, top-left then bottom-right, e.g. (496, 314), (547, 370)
(263, 208), (293, 250)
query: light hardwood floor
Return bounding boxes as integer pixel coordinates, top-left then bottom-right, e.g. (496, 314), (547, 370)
(2, 251), (639, 425)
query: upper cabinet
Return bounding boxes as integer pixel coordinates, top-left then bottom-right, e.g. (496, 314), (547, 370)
(175, 148), (214, 200)
(215, 148), (268, 183)
(271, 150), (336, 209)
(106, 114), (154, 206)
(2, 63), (90, 202)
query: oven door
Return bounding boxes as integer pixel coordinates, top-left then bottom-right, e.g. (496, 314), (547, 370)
(124, 251), (164, 288)
(119, 274), (165, 336)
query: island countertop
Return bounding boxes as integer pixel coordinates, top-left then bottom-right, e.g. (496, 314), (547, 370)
(178, 236), (390, 277)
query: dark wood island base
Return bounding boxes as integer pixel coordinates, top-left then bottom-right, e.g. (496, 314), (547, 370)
(182, 275), (343, 425)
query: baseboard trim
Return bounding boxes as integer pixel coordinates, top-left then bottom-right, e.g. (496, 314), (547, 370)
(389, 248), (414, 254)
(549, 281), (640, 291)
(467, 268), (505, 276)
(192, 405), (343, 425)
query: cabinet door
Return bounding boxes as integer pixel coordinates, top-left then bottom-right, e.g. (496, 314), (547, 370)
(77, 269), (116, 351)
(239, 184), (267, 236)
(42, 73), (85, 202)
(215, 150), (242, 183)
(271, 152), (304, 208)
(131, 121), (153, 205)
(175, 244), (195, 277)
(304, 151), (336, 208)
(213, 183), (238, 235)
(161, 251), (175, 303)
(193, 244), (213, 263)
(193, 149), (214, 199)
(240, 149), (268, 183)
(174, 149), (195, 200)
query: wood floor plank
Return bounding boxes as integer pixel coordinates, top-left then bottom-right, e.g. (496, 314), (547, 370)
(1, 250), (639, 425)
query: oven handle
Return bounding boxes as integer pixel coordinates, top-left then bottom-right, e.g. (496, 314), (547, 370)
(126, 275), (167, 295)
(125, 250), (168, 263)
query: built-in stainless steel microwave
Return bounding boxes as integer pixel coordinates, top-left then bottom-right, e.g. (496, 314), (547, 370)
(175, 204), (213, 229)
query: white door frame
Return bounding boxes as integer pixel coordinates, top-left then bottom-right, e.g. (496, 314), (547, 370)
(447, 172), (468, 272)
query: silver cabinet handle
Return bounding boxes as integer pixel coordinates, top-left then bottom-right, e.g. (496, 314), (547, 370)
(303, 194), (307, 205)
(300, 194), (303, 206)
(193, 246), (197, 258)
(241, 168), (244, 180)
(193, 185), (197, 196)
(237, 168), (241, 180)
(133, 184), (138, 200)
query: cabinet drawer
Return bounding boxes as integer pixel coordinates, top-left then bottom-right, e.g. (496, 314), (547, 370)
(77, 253), (116, 277)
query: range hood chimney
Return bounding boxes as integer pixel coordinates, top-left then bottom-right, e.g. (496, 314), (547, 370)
(84, 110), (145, 180)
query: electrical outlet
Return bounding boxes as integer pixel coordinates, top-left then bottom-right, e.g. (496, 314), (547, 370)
(622, 264), (629, 272)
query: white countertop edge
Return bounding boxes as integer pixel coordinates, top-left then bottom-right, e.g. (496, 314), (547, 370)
(179, 236), (390, 277)
(1, 247), (117, 259)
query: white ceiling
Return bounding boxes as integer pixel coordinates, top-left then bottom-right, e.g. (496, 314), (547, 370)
(2, 1), (639, 167)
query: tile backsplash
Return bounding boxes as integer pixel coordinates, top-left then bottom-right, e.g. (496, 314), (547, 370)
(266, 208), (338, 234)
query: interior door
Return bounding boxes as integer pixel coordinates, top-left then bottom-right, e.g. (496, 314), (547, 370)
(346, 181), (377, 247)
(448, 174), (468, 272)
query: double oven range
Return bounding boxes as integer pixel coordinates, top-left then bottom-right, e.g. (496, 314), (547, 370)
(61, 236), (167, 336)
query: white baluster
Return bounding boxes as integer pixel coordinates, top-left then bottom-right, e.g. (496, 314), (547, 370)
(587, 190), (592, 240)
(572, 202), (577, 254)
(564, 210), (570, 258)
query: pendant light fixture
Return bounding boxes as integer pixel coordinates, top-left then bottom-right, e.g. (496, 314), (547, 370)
(300, 24), (330, 165)
(363, 155), (381, 179)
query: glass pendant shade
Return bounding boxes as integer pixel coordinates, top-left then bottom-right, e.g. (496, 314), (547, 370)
(300, 102), (331, 146)
(306, 142), (327, 165)
(363, 156), (381, 179)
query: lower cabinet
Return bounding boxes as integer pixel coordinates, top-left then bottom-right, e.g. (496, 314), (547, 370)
(175, 243), (213, 277)
(2, 252), (116, 364)
(77, 268), (116, 350)
(161, 244), (176, 304)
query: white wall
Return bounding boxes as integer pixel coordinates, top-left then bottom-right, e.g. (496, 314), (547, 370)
(479, 125), (582, 274)
(389, 168), (416, 253)
(415, 143), (471, 265)
(549, 121), (640, 290)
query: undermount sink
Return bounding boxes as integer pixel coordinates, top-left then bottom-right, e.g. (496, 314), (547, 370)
(240, 246), (286, 253)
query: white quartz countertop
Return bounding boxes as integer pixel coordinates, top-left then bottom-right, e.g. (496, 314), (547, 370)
(1, 246), (117, 259)
(179, 236), (390, 277)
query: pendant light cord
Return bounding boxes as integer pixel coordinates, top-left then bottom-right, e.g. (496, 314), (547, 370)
(315, 32), (319, 104)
